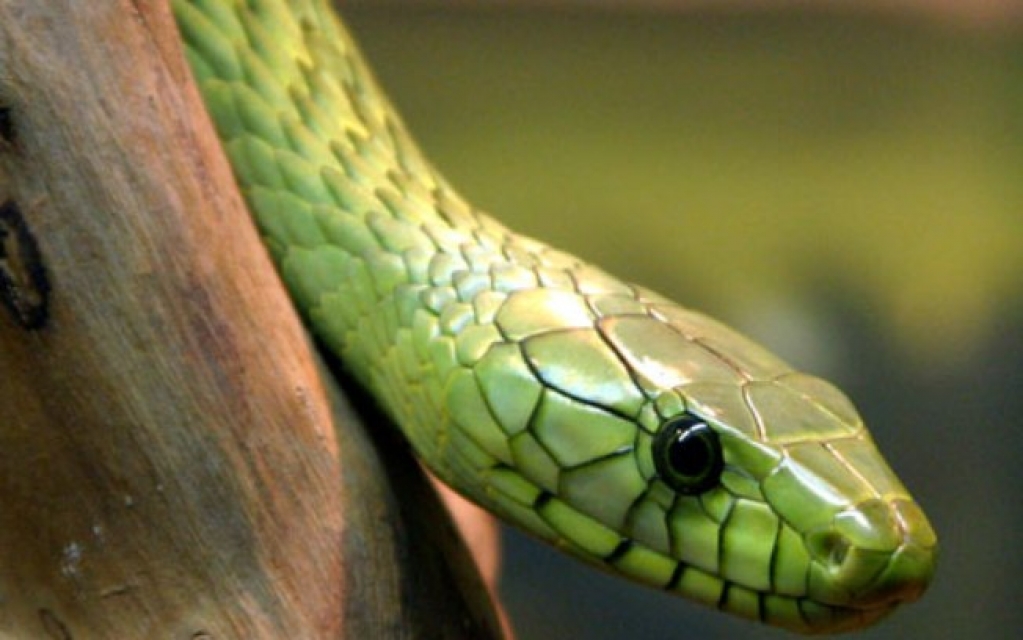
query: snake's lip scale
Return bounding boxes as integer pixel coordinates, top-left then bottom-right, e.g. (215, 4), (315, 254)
(845, 542), (937, 608)
(796, 600), (896, 636)
(698, 540), (935, 634)
(699, 577), (900, 634)
(740, 567), (930, 634)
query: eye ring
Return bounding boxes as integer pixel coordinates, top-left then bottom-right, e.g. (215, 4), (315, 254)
(653, 414), (723, 495)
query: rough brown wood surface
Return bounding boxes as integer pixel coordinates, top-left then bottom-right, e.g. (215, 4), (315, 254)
(0, 1), (501, 637)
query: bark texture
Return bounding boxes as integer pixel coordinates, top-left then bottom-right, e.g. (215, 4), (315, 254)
(0, 1), (500, 637)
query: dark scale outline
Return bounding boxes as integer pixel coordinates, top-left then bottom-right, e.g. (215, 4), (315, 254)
(554, 448), (641, 532)
(698, 480), (736, 525)
(466, 345), (564, 491)
(485, 307), (512, 344)
(590, 308), (709, 419)
(661, 482), (770, 596)
(762, 444), (825, 553)
(531, 490), (554, 510)
(664, 562), (686, 591)
(717, 581), (765, 622)
(590, 310), (661, 403)
(558, 446), (635, 475)
(466, 336), (662, 519)
(630, 413), (658, 476)
(714, 490), (738, 579)
(718, 462), (767, 503)
(443, 362), (519, 469)
(765, 517), (785, 596)
(603, 539), (634, 564)
(516, 390), (581, 485)
(530, 489), (632, 566)
(649, 392), (689, 423)
(717, 582), (731, 611)
(663, 482), (684, 555)
(714, 486), (786, 596)
(620, 478), (659, 531)
(796, 597), (814, 628)
(516, 333), (642, 424)
(617, 472), (679, 556)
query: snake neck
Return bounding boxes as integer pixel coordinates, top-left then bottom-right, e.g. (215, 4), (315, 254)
(176, 0), (642, 467)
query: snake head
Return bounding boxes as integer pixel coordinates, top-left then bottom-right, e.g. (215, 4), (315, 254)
(590, 295), (938, 632)
(470, 281), (936, 634)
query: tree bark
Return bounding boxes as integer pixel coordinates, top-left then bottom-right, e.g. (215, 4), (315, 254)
(0, 1), (500, 637)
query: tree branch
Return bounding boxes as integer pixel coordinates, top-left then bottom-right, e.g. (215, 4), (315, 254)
(0, 1), (500, 637)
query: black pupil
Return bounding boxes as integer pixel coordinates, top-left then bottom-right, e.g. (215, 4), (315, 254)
(670, 430), (711, 478)
(653, 414), (723, 495)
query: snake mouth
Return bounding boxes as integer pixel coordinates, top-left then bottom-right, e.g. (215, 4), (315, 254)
(701, 537), (936, 633)
(650, 560), (892, 629)
(658, 562), (900, 635)
(778, 597), (898, 635)
(696, 538), (936, 634)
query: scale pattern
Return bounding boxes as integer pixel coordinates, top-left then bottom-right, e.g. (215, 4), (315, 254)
(173, 0), (936, 633)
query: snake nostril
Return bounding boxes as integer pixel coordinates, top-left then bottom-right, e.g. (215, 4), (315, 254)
(829, 536), (850, 568)
(808, 530), (851, 572)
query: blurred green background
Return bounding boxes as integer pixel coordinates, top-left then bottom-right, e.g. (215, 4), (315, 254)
(344, 3), (1021, 638)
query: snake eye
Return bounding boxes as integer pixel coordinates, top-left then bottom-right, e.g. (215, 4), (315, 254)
(653, 414), (723, 495)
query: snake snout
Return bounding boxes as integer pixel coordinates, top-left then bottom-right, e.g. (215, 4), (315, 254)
(809, 498), (937, 610)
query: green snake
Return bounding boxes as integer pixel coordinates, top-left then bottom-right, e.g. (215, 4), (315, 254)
(171, 0), (937, 633)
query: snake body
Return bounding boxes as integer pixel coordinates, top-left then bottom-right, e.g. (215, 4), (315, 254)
(172, 0), (936, 633)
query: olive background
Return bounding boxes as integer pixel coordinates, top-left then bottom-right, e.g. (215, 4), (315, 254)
(344, 4), (1021, 639)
